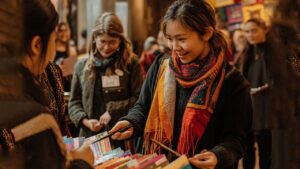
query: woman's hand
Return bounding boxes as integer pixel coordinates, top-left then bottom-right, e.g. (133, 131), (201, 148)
(70, 140), (94, 165)
(99, 111), (111, 126)
(82, 118), (102, 132)
(189, 151), (218, 169)
(109, 120), (133, 140)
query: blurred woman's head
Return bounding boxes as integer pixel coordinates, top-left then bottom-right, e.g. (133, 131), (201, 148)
(232, 29), (247, 52)
(89, 12), (133, 70)
(57, 22), (71, 44)
(161, 0), (229, 63)
(22, 0), (58, 75)
(244, 18), (268, 45)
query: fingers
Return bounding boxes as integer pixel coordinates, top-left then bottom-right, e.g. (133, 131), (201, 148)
(111, 130), (133, 140)
(93, 123), (103, 132)
(71, 141), (94, 165)
(109, 121), (129, 133)
(201, 149), (207, 153)
(99, 117), (105, 126)
(99, 117), (109, 126)
(189, 151), (217, 168)
(89, 119), (102, 132)
(110, 121), (133, 140)
(189, 157), (211, 167)
(99, 112), (111, 126)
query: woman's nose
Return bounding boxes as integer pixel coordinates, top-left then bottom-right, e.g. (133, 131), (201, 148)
(171, 41), (181, 51)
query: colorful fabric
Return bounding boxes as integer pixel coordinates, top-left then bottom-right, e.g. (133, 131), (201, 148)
(143, 51), (225, 156)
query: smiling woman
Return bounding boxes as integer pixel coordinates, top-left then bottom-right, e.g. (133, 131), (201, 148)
(95, 34), (121, 58)
(68, 12), (143, 151)
(110, 0), (252, 169)
(164, 20), (211, 63)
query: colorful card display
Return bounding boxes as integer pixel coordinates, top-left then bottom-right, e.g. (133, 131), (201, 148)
(64, 132), (192, 168)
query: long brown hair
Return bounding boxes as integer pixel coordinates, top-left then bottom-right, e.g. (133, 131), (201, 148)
(89, 12), (134, 71)
(161, 0), (230, 55)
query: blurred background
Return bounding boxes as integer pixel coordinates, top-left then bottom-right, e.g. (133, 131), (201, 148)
(50, 0), (278, 56)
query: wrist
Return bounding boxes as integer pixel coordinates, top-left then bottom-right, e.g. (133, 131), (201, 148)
(82, 118), (89, 126)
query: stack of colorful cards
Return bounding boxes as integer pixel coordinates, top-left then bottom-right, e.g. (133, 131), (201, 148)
(85, 131), (113, 161)
(63, 136), (85, 151)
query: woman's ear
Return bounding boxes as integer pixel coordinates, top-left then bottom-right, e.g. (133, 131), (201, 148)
(30, 36), (42, 57)
(203, 28), (213, 41)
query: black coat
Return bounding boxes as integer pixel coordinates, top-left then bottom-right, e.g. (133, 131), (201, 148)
(121, 55), (253, 169)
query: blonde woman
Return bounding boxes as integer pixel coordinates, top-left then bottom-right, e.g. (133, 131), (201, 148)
(68, 13), (143, 149)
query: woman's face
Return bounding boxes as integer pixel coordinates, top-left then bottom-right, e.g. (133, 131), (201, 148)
(233, 30), (247, 51)
(95, 33), (121, 58)
(57, 24), (71, 43)
(244, 22), (267, 45)
(165, 20), (210, 64)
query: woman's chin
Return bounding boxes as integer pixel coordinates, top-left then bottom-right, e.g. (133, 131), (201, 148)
(100, 52), (113, 58)
(179, 57), (192, 64)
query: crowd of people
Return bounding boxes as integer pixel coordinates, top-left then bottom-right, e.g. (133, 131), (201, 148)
(0, 0), (299, 169)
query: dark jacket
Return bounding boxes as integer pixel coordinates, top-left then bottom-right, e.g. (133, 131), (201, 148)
(0, 65), (65, 169)
(68, 55), (143, 137)
(242, 42), (273, 130)
(121, 56), (252, 169)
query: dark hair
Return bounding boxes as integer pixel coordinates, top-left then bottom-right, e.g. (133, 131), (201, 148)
(89, 12), (134, 71)
(245, 18), (267, 30)
(161, 0), (230, 55)
(23, 0), (58, 59)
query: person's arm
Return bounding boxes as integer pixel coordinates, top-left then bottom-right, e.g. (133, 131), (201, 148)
(105, 58), (144, 121)
(68, 60), (88, 127)
(210, 71), (253, 168)
(121, 56), (163, 137)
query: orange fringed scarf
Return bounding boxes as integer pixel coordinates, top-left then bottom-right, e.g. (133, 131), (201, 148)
(143, 51), (225, 156)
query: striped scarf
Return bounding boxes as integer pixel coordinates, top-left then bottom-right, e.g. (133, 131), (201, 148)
(143, 51), (225, 156)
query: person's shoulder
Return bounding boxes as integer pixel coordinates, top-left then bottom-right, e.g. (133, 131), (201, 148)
(154, 52), (170, 67)
(74, 55), (89, 69)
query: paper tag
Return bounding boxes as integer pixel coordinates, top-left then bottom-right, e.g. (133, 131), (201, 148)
(101, 75), (120, 88)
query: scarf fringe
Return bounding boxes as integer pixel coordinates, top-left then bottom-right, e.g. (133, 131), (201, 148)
(143, 123), (171, 155)
(177, 108), (211, 156)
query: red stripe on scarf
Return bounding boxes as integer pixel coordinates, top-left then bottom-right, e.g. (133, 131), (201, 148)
(177, 108), (211, 155)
